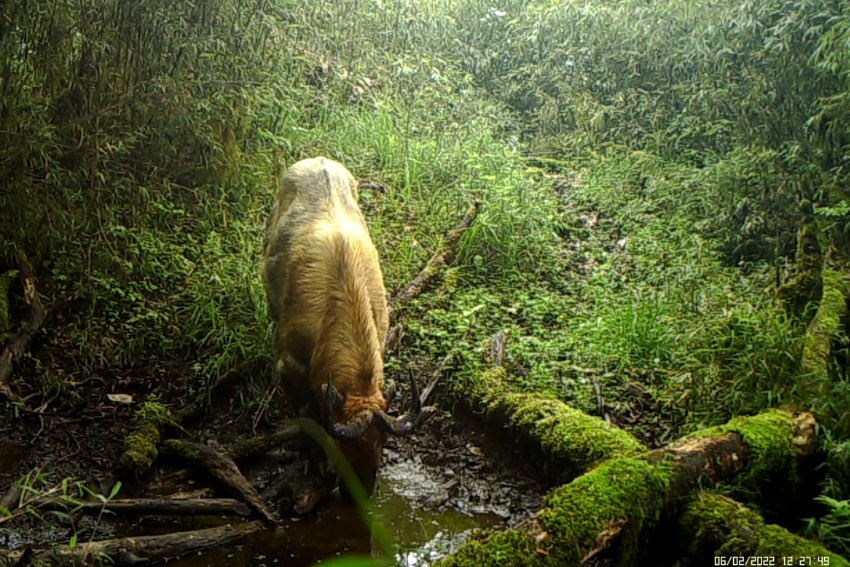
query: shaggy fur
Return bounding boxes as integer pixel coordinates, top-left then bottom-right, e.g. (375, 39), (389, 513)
(262, 157), (389, 492)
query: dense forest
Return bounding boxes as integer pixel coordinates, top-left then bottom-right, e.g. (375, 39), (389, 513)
(2, 0), (850, 565)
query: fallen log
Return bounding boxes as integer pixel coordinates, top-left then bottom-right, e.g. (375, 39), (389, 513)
(437, 409), (818, 567)
(0, 520), (263, 566)
(51, 497), (252, 517)
(681, 492), (849, 565)
(386, 201), (480, 323)
(459, 365), (645, 482)
(160, 439), (276, 524)
(118, 403), (176, 473)
(0, 250), (46, 401)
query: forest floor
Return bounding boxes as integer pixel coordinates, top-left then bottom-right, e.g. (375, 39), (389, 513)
(0, 341), (548, 563)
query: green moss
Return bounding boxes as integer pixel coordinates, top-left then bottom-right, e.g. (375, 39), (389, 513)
(683, 493), (850, 565)
(756, 524), (849, 563)
(463, 366), (645, 478)
(539, 458), (671, 565)
(502, 392), (645, 469)
(690, 409), (796, 486)
(778, 201), (824, 323)
(439, 458), (673, 567)
(120, 420), (161, 470)
(137, 401), (174, 426)
(436, 529), (541, 567)
(119, 402), (173, 471)
(469, 365), (511, 401)
(803, 268), (850, 383)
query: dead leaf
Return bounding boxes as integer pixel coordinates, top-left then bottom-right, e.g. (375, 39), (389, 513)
(106, 393), (133, 405)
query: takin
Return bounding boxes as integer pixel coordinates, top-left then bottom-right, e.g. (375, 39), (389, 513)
(262, 156), (421, 496)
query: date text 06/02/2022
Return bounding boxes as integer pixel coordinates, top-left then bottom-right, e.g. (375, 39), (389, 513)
(714, 557), (830, 566)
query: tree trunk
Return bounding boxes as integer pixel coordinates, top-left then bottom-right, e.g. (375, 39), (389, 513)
(0, 250), (46, 401)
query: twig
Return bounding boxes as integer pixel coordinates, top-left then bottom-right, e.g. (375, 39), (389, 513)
(383, 322), (404, 354)
(387, 201), (481, 320)
(488, 329), (507, 366)
(420, 352), (453, 407)
(591, 376), (611, 425)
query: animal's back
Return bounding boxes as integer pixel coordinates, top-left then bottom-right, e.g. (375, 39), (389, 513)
(262, 157), (362, 323)
(262, 157), (388, 401)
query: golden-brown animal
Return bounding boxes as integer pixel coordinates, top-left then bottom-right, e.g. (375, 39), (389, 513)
(262, 157), (418, 495)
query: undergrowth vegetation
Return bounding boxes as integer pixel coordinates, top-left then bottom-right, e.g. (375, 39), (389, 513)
(3, 0), (850, 556)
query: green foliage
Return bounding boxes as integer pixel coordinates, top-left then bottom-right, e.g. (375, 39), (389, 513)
(807, 496), (850, 557)
(4, 0), (850, 556)
(0, 470), (121, 551)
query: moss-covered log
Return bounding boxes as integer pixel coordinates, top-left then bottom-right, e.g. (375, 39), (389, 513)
(802, 268), (850, 384)
(459, 366), (645, 482)
(681, 492), (849, 565)
(437, 409), (817, 567)
(119, 403), (175, 473)
(119, 369), (254, 473)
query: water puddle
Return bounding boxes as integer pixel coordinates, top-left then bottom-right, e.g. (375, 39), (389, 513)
(162, 459), (503, 566)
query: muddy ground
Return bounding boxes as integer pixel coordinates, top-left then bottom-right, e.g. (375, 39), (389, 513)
(0, 339), (548, 565)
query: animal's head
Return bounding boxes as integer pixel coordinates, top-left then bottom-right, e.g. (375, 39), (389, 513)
(322, 372), (422, 497)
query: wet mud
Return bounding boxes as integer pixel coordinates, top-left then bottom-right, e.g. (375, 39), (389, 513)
(0, 377), (547, 565)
